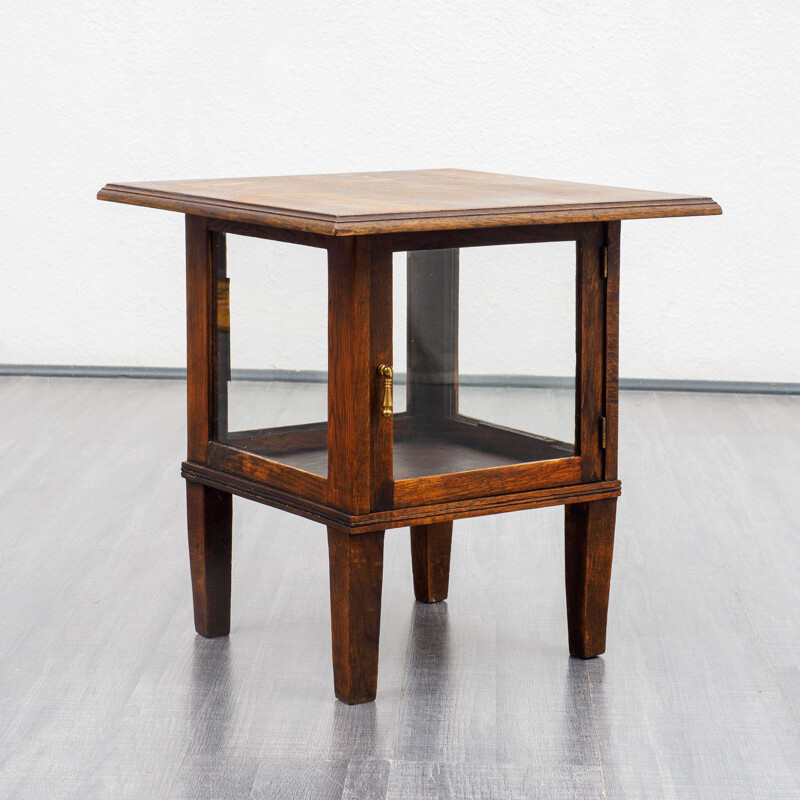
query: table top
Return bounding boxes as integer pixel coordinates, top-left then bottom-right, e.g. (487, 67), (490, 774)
(98, 168), (721, 235)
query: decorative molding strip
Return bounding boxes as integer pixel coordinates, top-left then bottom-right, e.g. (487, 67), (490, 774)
(1, 364), (798, 395)
(181, 460), (622, 533)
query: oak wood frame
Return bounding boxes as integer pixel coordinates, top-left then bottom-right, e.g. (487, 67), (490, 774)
(184, 220), (613, 512)
(184, 217), (233, 639)
(182, 214), (622, 702)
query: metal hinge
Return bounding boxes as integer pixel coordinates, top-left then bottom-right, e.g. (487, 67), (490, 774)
(217, 279), (230, 331)
(600, 416), (607, 449)
(602, 245), (608, 278)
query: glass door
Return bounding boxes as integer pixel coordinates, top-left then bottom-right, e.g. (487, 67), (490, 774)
(391, 241), (578, 489)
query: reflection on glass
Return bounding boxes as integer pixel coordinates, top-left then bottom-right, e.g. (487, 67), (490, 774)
(392, 243), (576, 479)
(215, 235), (329, 477)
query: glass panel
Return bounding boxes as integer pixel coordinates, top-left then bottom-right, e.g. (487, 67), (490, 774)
(392, 242), (575, 479)
(215, 234), (328, 477)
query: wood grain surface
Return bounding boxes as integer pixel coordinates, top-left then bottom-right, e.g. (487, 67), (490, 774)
(98, 169), (721, 234)
(184, 216), (216, 462)
(183, 458), (620, 533)
(410, 522), (454, 603)
(327, 528), (385, 704)
(603, 222), (621, 481)
(186, 482), (232, 638)
(326, 236), (393, 513)
(565, 498), (617, 658)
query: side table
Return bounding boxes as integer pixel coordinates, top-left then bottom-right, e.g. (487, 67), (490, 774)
(98, 169), (721, 704)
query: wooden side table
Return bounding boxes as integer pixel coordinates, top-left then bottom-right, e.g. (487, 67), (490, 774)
(98, 169), (721, 704)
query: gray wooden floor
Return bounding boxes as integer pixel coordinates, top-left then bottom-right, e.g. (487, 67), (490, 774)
(1, 377), (799, 799)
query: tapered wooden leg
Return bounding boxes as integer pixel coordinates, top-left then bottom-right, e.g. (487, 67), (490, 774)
(187, 482), (232, 638)
(327, 528), (385, 704)
(410, 522), (453, 603)
(565, 498), (616, 658)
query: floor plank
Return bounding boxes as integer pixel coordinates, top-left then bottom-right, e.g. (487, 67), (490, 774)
(0, 378), (798, 798)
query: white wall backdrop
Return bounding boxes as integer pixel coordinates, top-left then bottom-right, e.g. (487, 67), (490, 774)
(2, 0), (798, 382)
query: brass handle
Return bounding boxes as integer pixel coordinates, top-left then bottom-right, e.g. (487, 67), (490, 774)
(378, 364), (393, 418)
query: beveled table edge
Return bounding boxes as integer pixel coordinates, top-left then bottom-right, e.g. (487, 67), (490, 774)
(98, 183), (721, 236)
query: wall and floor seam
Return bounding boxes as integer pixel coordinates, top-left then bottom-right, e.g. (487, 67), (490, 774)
(0, 364), (798, 396)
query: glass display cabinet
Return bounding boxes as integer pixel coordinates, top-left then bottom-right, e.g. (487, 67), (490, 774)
(98, 169), (721, 704)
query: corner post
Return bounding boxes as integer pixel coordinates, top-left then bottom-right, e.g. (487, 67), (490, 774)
(566, 221), (620, 657)
(326, 235), (393, 703)
(185, 215), (232, 637)
(406, 248), (459, 600)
